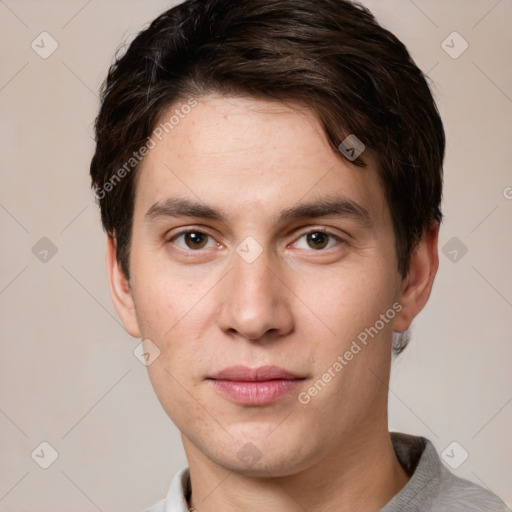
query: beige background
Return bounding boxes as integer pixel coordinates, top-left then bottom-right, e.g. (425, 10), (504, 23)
(1, 0), (511, 510)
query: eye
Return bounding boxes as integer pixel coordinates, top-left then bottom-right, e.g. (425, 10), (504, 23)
(170, 231), (218, 250)
(292, 229), (341, 251)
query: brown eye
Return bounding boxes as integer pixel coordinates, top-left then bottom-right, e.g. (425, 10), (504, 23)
(293, 230), (341, 251)
(172, 231), (215, 250)
(184, 232), (208, 249)
(306, 232), (329, 250)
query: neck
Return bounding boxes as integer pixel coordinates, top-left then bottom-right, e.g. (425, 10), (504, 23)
(183, 423), (410, 512)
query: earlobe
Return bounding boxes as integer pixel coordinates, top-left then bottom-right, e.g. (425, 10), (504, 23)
(105, 236), (141, 338)
(393, 222), (440, 333)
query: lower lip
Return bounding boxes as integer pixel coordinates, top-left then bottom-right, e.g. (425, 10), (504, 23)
(208, 379), (303, 406)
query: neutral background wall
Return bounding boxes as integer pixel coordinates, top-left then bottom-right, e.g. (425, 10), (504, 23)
(1, 0), (511, 510)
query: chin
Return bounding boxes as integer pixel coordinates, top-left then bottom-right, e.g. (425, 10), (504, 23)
(209, 433), (318, 478)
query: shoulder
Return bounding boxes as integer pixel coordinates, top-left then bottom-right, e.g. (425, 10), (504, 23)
(433, 466), (510, 512)
(385, 433), (509, 512)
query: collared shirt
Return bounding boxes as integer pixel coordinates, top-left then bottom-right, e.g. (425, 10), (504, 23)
(142, 432), (510, 512)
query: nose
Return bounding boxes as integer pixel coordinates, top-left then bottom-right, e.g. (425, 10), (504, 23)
(215, 246), (294, 342)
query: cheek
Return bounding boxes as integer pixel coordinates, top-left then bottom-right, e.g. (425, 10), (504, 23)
(293, 263), (397, 346)
(130, 248), (207, 339)
(146, 361), (207, 434)
(130, 267), (217, 385)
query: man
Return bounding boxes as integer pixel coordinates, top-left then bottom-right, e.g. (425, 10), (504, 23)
(90, 0), (509, 510)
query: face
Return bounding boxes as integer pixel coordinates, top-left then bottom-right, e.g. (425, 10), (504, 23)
(107, 94), (437, 477)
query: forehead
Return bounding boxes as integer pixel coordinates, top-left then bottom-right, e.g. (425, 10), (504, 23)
(134, 95), (388, 225)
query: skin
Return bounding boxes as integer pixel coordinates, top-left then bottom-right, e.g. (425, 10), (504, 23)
(106, 95), (439, 512)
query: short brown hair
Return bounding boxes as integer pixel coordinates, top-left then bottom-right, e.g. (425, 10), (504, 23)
(90, 0), (444, 293)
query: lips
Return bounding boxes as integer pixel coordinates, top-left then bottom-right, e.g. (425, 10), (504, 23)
(207, 365), (305, 406)
(208, 365), (303, 381)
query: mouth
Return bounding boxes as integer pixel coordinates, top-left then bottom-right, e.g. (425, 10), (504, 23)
(207, 365), (306, 406)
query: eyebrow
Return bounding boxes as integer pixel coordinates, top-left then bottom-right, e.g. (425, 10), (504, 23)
(145, 197), (227, 222)
(144, 196), (371, 227)
(278, 197), (371, 227)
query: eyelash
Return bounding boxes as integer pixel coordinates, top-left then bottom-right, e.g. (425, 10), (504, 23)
(167, 228), (344, 252)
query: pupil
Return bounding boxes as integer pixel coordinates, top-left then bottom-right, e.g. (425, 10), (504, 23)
(308, 232), (328, 249)
(186, 232), (207, 249)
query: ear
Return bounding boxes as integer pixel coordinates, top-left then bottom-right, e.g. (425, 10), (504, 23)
(105, 236), (141, 338)
(393, 222), (440, 333)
